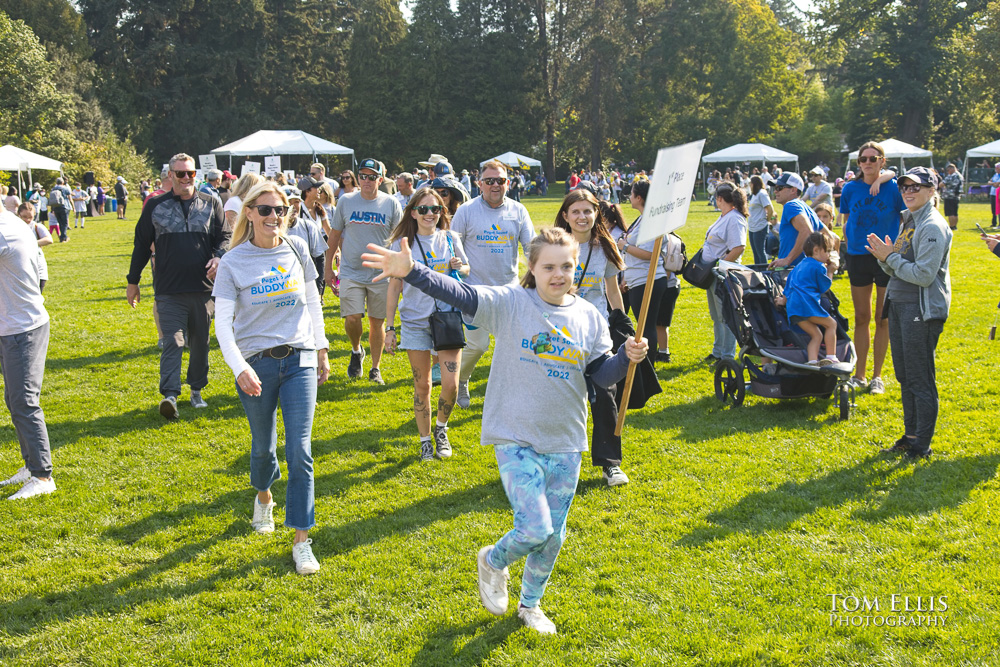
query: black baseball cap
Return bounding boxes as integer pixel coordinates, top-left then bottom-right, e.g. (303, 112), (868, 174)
(358, 158), (384, 176)
(897, 166), (938, 188)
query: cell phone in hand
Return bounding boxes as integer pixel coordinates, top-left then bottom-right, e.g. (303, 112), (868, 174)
(976, 222), (988, 235)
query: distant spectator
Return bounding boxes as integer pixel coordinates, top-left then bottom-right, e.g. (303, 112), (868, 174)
(803, 167), (833, 207)
(114, 176), (129, 220)
(71, 183), (88, 228)
(3, 185), (20, 213)
(95, 181), (106, 215)
(200, 169), (223, 198)
(939, 162), (964, 230)
(49, 177), (72, 241)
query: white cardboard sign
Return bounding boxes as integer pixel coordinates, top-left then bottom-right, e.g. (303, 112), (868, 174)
(635, 139), (706, 244)
(240, 161), (261, 178)
(264, 156), (281, 177)
(199, 154), (217, 172)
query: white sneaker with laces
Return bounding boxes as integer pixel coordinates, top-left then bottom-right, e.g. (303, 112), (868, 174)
(190, 390), (208, 409)
(8, 476), (56, 500)
(292, 539), (320, 575)
(869, 377), (885, 394)
(518, 605), (557, 634)
(477, 546), (509, 616)
(251, 497), (276, 533)
(603, 466), (630, 487)
(0, 466), (30, 487)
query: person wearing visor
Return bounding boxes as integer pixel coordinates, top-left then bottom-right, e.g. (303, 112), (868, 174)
(865, 167), (951, 460)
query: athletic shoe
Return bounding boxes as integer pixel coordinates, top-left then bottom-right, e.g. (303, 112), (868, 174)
(602, 466), (630, 487)
(848, 377), (868, 390)
(190, 390), (207, 409)
(420, 438), (434, 462)
(518, 605), (557, 635)
(8, 476), (56, 500)
(0, 466), (30, 488)
(434, 425), (452, 459)
(869, 377), (885, 394)
(703, 354), (719, 366)
(456, 380), (471, 409)
(431, 363), (441, 385)
(251, 497), (276, 533)
(347, 349), (365, 378)
(880, 436), (913, 455)
(159, 396), (179, 419)
(476, 546), (509, 616)
(656, 351), (671, 363)
(369, 368), (385, 385)
(904, 447), (932, 460)
(815, 358), (835, 368)
(292, 539), (320, 575)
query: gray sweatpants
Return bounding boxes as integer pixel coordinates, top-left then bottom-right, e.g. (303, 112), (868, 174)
(0, 322), (52, 477)
(887, 300), (944, 452)
(155, 293), (215, 398)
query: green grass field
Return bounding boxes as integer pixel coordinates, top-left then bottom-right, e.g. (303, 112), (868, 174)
(1, 190), (999, 666)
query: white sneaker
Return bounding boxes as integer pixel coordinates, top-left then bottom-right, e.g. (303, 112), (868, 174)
(8, 476), (56, 500)
(251, 497), (275, 533)
(292, 539), (320, 575)
(518, 605), (557, 634)
(477, 546), (509, 616)
(159, 396), (179, 419)
(869, 377), (885, 394)
(190, 390), (208, 409)
(0, 466), (30, 487)
(456, 381), (471, 409)
(602, 466), (630, 487)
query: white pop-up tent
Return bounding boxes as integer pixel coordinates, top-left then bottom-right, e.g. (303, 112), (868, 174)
(964, 139), (1000, 181)
(0, 145), (63, 196)
(482, 151), (542, 170)
(211, 130), (354, 169)
(846, 138), (933, 174)
(702, 143), (799, 183)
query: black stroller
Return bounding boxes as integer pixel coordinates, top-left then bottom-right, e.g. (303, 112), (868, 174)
(711, 263), (857, 419)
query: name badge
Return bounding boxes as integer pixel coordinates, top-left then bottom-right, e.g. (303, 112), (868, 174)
(299, 350), (317, 368)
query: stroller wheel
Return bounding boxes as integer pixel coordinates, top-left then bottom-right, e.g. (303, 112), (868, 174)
(714, 358), (745, 407)
(838, 384), (850, 420)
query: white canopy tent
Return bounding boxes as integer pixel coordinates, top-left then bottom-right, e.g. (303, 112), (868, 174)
(964, 139), (1000, 181)
(482, 151), (542, 170)
(701, 143), (799, 183)
(0, 145), (63, 196)
(846, 138), (933, 174)
(211, 130), (354, 169)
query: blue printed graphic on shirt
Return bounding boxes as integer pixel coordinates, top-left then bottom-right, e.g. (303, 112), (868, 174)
(249, 263), (302, 308)
(520, 324), (586, 380)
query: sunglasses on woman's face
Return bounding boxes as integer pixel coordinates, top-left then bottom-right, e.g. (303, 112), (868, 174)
(900, 183), (929, 194)
(253, 204), (289, 217)
(857, 155), (882, 164)
(415, 205), (443, 215)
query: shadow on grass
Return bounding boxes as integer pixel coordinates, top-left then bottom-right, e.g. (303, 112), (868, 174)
(676, 454), (1000, 546)
(310, 413), (482, 457)
(409, 616), (521, 666)
(45, 347), (153, 372)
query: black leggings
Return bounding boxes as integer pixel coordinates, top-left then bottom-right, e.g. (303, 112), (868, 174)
(625, 276), (669, 351)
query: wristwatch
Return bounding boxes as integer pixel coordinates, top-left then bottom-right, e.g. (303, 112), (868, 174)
(385, 325), (395, 333)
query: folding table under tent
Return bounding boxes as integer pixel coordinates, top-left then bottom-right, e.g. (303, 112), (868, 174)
(701, 143), (799, 184)
(964, 139), (1000, 181)
(846, 138), (933, 175)
(482, 152), (542, 170)
(0, 145), (63, 196)
(211, 130), (355, 170)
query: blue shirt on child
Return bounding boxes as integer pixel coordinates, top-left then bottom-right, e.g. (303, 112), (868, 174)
(784, 256), (832, 320)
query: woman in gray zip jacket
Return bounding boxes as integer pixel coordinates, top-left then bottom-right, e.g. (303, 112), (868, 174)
(865, 167), (952, 459)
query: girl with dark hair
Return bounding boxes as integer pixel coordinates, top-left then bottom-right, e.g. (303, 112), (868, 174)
(336, 170), (357, 199)
(361, 226), (648, 635)
(385, 188), (468, 462)
(701, 181), (747, 363)
(554, 189), (630, 486)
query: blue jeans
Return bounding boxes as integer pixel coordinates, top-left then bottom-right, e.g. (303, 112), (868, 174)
(0, 322), (51, 478)
(487, 444), (581, 608)
(707, 278), (737, 359)
(748, 228), (768, 265)
(237, 350), (317, 531)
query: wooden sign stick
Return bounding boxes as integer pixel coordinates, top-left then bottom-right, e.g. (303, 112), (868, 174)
(614, 234), (664, 436)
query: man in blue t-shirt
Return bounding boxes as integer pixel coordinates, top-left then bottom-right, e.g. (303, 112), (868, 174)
(771, 172), (821, 269)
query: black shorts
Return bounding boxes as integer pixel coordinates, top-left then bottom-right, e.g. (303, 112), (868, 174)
(943, 198), (959, 217)
(656, 284), (681, 327)
(846, 252), (890, 288)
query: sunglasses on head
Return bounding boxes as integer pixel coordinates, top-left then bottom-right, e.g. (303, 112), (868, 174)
(253, 204), (289, 217)
(358, 173), (380, 181)
(415, 205), (443, 215)
(481, 177), (507, 186)
(173, 170), (196, 178)
(857, 155), (883, 164)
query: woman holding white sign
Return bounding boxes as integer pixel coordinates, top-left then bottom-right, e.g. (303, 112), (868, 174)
(701, 182), (747, 364)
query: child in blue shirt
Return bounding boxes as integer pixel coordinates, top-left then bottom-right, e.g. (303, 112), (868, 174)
(776, 232), (839, 366)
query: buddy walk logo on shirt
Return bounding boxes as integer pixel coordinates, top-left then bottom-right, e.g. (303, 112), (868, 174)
(523, 325), (585, 366)
(476, 224), (515, 245)
(250, 264), (301, 304)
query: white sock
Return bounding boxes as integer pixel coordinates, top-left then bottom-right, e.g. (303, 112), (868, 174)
(352, 345), (362, 353)
(436, 419), (448, 429)
(420, 435), (432, 442)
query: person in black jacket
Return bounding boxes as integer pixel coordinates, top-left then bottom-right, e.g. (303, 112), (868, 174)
(126, 153), (228, 419)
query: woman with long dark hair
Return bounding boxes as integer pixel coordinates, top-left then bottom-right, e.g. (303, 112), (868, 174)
(701, 182), (747, 364)
(747, 175), (775, 265)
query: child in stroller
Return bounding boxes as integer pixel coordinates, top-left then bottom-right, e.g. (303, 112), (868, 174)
(774, 232), (840, 367)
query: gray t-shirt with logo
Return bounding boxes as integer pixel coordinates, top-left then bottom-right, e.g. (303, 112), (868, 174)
(332, 191), (402, 283)
(467, 285), (612, 453)
(391, 230), (468, 324)
(450, 197), (535, 286)
(0, 211), (48, 336)
(212, 236), (320, 356)
(573, 242), (619, 320)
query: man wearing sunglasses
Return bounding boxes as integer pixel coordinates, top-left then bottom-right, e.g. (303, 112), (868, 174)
(449, 160), (535, 408)
(326, 157), (402, 384)
(770, 172), (823, 270)
(126, 152), (228, 419)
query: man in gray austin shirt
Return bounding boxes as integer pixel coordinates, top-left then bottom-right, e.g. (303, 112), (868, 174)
(449, 160), (535, 408)
(326, 158), (402, 384)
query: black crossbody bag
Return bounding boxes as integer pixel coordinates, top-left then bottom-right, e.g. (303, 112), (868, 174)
(414, 233), (466, 351)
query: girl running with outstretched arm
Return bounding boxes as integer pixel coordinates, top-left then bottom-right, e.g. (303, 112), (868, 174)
(361, 227), (648, 635)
